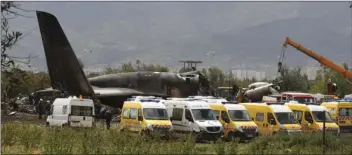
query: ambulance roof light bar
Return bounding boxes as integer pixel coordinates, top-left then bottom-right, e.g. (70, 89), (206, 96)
(139, 99), (161, 103)
(221, 101), (238, 104)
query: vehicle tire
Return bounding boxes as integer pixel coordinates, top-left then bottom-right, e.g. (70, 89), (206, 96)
(226, 132), (234, 142)
(140, 130), (147, 137)
(46, 122), (50, 128)
(228, 132), (241, 142)
(120, 128), (124, 133)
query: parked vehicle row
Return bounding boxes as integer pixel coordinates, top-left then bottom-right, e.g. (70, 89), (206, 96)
(44, 95), (350, 142)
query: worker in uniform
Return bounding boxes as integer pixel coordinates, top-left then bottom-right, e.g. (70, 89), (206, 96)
(38, 99), (47, 119)
(29, 93), (34, 105)
(105, 108), (112, 130)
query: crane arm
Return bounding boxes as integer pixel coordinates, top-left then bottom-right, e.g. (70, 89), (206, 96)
(282, 37), (352, 80)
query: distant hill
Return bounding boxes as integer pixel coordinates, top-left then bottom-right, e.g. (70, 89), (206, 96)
(9, 2), (351, 78)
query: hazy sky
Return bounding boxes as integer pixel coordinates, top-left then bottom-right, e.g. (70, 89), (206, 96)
(8, 2), (352, 76)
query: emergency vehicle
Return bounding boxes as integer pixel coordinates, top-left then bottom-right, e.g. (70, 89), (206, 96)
(285, 102), (340, 135)
(46, 96), (95, 128)
(209, 101), (258, 142)
(163, 99), (224, 141)
(120, 99), (172, 137)
(321, 99), (352, 133)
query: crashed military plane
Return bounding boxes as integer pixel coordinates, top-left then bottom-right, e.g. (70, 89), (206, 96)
(36, 11), (214, 108)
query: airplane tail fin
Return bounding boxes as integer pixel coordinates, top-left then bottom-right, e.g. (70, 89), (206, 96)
(36, 11), (94, 97)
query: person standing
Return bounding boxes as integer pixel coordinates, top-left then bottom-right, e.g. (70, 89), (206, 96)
(105, 108), (112, 130)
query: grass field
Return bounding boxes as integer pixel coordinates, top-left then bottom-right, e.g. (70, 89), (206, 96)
(1, 122), (352, 154)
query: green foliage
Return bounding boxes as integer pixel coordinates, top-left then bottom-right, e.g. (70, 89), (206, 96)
(1, 67), (51, 102)
(278, 65), (310, 92)
(87, 60), (169, 78)
(309, 64), (352, 97)
(1, 2), (30, 70)
(2, 123), (352, 154)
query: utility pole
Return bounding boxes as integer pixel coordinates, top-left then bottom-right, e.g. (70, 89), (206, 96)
(350, 1), (352, 69)
(322, 110), (326, 154)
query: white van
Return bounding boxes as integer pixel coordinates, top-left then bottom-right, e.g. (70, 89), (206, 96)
(163, 99), (224, 141)
(46, 96), (95, 128)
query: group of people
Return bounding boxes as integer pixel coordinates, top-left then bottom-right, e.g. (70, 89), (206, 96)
(28, 92), (52, 119)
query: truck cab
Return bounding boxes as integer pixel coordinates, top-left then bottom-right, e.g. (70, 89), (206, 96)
(46, 96), (95, 128)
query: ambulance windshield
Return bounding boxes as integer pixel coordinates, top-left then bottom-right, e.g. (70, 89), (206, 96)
(191, 109), (217, 120)
(312, 111), (333, 122)
(143, 108), (169, 120)
(228, 110), (251, 121)
(275, 112), (298, 124)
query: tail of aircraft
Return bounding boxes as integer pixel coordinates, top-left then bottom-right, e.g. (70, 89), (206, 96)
(36, 11), (95, 97)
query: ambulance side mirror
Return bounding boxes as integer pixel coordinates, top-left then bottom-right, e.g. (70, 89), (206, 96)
(269, 118), (276, 125)
(224, 117), (230, 123)
(138, 115), (143, 121)
(186, 116), (194, 122)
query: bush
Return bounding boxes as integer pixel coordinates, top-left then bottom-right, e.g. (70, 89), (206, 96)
(1, 123), (351, 154)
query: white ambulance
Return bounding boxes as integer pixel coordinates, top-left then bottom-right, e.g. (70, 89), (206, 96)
(46, 96), (95, 128)
(163, 99), (224, 141)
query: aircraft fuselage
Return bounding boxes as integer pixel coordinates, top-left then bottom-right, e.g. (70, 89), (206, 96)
(88, 71), (200, 97)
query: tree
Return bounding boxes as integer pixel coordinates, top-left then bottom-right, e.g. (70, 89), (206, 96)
(1, 68), (51, 102)
(277, 65), (310, 92)
(309, 63), (352, 97)
(1, 2), (34, 70)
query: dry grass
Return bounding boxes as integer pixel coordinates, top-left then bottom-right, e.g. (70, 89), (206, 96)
(1, 122), (352, 154)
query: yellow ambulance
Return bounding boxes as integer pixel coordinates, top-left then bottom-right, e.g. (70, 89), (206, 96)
(208, 101), (258, 142)
(241, 103), (302, 136)
(120, 98), (172, 137)
(321, 100), (352, 133)
(285, 102), (340, 135)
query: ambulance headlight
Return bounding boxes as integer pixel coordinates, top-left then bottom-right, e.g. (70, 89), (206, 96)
(146, 123), (153, 131)
(169, 125), (173, 131)
(235, 125), (243, 132)
(319, 126), (324, 131)
(280, 124), (285, 130)
(199, 126), (207, 132)
(219, 126), (224, 132)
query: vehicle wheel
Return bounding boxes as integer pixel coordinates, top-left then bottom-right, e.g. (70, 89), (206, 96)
(226, 132), (234, 142)
(140, 130), (147, 137)
(46, 122), (49, 128)
(119, 128), (124, 133)
(228, 132), (240, 142)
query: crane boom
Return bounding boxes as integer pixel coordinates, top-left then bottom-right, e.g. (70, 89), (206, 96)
(282, 36), (352, 80)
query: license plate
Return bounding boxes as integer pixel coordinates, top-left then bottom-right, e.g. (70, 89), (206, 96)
(247, 134), (253, 137)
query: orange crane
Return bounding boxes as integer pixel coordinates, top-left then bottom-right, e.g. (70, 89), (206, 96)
(277, 36), (352, 95)
(278, 36), (352, 81)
